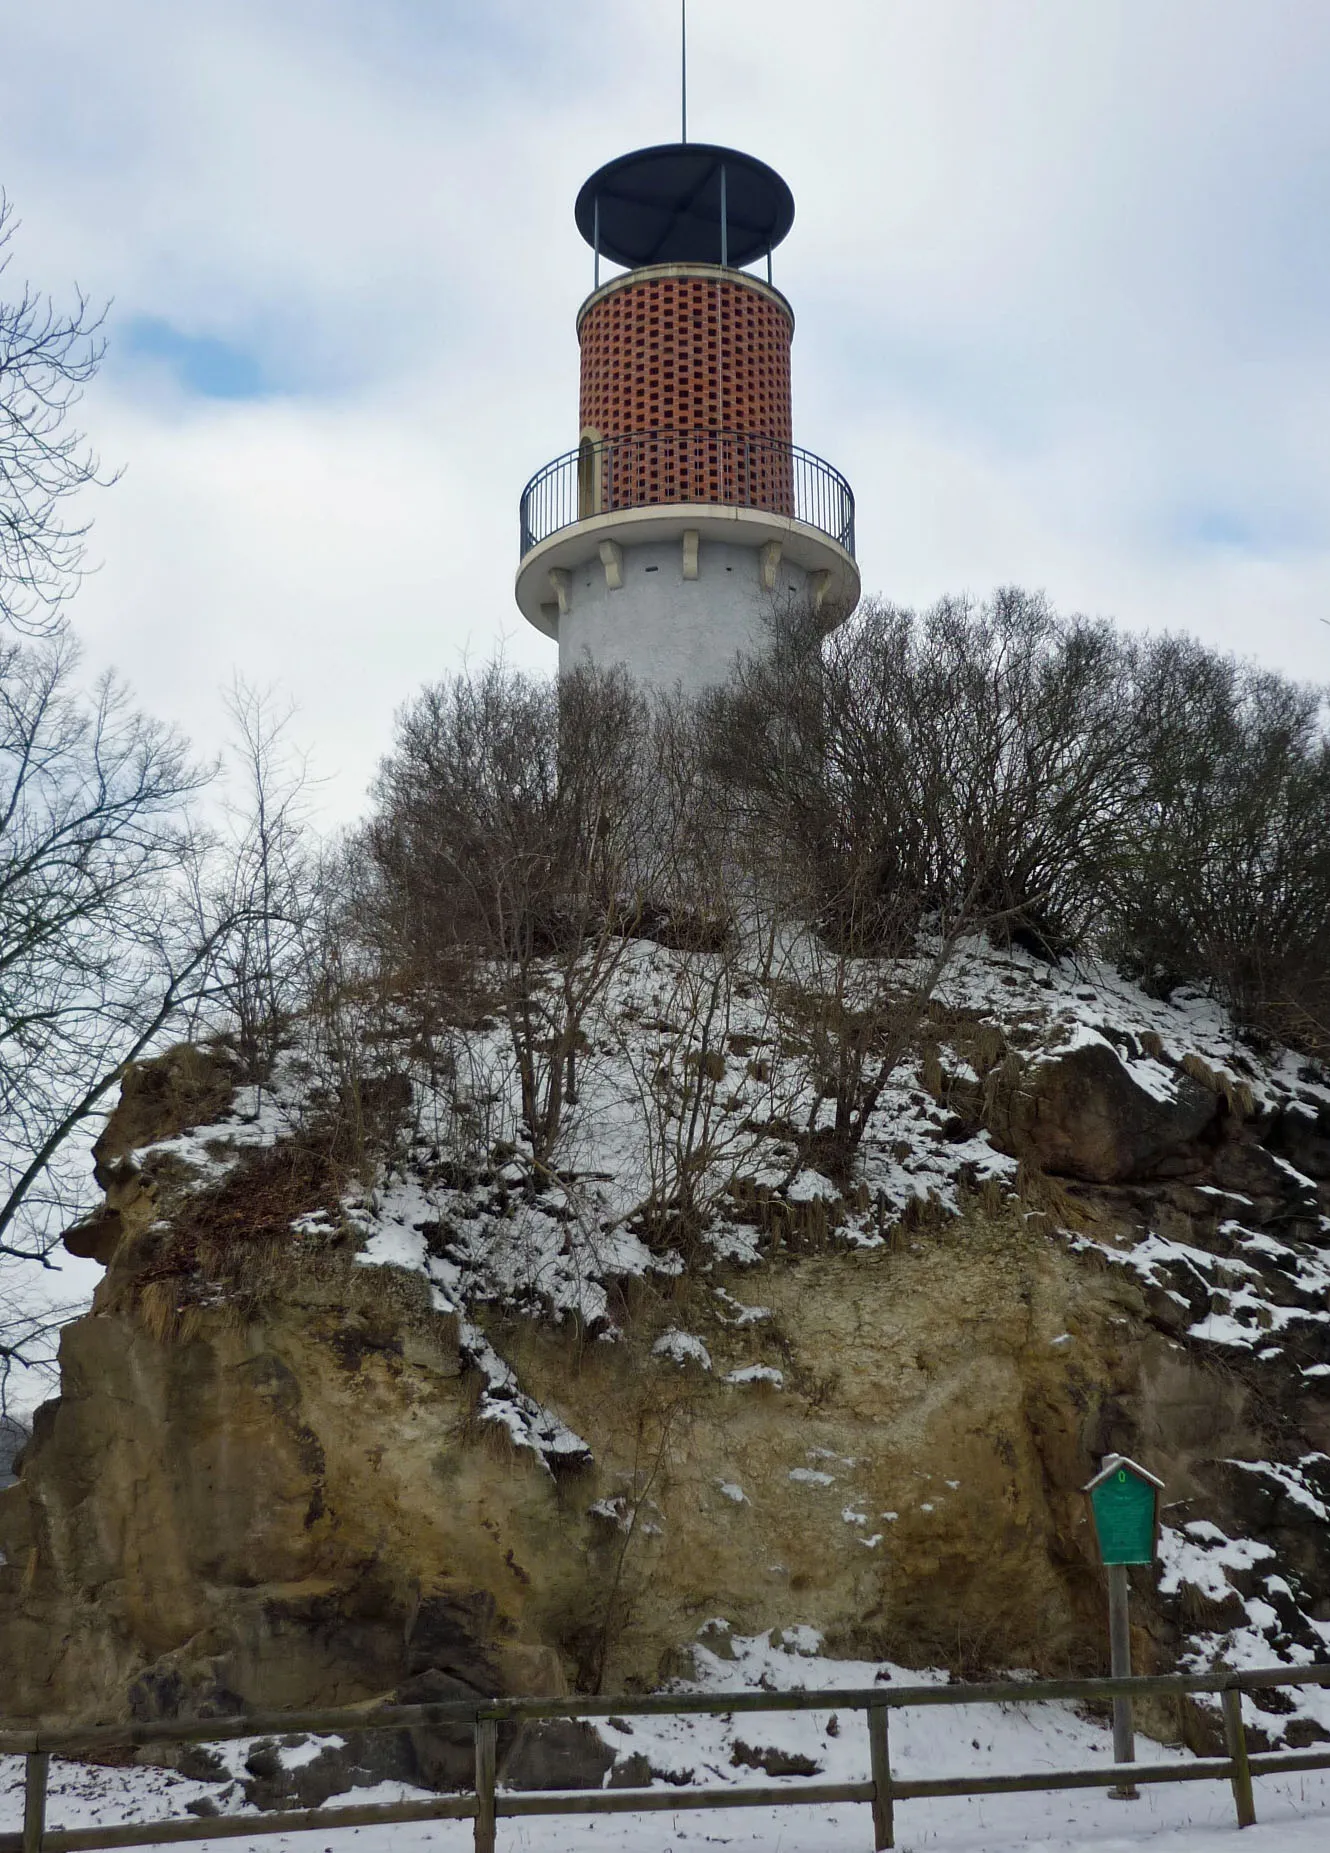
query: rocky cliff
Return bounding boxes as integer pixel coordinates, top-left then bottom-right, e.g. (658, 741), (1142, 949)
(2, 937), (1328, 1757)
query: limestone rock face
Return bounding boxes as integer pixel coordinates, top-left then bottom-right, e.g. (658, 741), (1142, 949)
(4, 1215), (1135, 1724)
(2, 1047), (579, 1729)
(2, 968), (1328, 1750)
(0, 1261), (577, 1722)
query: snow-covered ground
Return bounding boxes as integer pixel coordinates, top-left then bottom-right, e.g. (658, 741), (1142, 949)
(3, 1633), (1326, 1853)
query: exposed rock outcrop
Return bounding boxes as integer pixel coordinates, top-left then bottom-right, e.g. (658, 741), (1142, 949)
(2, 943), (1328, 1764)
(984, 1036), (1223, 1181)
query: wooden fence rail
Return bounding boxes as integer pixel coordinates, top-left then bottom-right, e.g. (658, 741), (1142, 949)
(3, 1660), (1328, 1853)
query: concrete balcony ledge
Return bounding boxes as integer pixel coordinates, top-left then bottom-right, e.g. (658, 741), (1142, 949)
(515, 501), (861, 659)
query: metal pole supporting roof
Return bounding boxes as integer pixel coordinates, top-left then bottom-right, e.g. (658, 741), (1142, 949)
(681, 1), (688, 143)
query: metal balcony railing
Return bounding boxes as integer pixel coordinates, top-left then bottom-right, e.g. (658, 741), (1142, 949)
(519, 429), (855, 559)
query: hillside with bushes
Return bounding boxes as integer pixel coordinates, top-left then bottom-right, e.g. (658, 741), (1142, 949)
(1, 592), (1328, 1773)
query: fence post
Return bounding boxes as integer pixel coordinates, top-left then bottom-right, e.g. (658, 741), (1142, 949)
(868, 1702), (894, 1849)
(1106, 1564), (1138, 1800)
(23, 1751), (49, 1853)
(1221, 1687), (1256, 1828)
(474, 1716), (497, 1853)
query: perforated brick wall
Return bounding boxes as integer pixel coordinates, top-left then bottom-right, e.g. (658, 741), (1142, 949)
(578, 268), (794, 515)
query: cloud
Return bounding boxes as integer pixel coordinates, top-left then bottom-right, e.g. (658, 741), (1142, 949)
(1, 0), (1328, 825)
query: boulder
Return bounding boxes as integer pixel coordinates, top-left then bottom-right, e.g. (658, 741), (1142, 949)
(92, 1044), (236, 1182)
(502, 1718), (616, 1790)
(986, 1040), (1219, 1182)
(394, 1668), (493, 1791)
(406, 1590), (500, 1683)
(237, 1729), (423, 1809)
(62, 1205), (124, 1265)
(1266, 1100), (1330, 1182)
(607, 1750), (655, 1789)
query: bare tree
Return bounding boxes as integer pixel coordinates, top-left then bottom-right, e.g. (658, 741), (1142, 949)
(205, 678), (317, 1083)
(365, 662), (659, 1183)
(705, 594), (1136, 1181)
(1117, 636), (1330, 1047)
(0, 1295), (82, 1418)
(0, 196), (115, 635)
(0, 632), (218, 1409)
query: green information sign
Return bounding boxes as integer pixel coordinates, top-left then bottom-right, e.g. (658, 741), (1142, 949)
(1084, 1456), (1163, 1567)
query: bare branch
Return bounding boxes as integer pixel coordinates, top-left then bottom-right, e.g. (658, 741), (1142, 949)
(0, 196), (119, 636)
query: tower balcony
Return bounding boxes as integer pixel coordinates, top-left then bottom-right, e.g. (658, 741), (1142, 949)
(519, 428), (855, 560)
(514, 429), (860, 681)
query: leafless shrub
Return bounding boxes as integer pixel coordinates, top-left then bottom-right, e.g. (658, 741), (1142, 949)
(286, 841), (418, 1189)
(706, 596), (1074, 1178)
(711, 590), (1145, 960)
(572, 1378), (693, 1692)
(363, 663), (674, 1182)
(1113, 634), (1330, 1052)
(766, 927), (979, 1187)
(615, 941), (794, 1257)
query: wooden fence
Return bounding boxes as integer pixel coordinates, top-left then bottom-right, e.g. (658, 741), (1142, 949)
(3, 1660), (1329, 1853)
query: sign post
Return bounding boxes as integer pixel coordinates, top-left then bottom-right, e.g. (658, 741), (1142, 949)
(1083, 1454), (1164, 1802)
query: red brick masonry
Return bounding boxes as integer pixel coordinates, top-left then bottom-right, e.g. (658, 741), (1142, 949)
(578, 267), (794, 516)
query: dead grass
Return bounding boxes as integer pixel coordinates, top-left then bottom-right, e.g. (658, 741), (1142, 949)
(117, 1127), (359, 1337)
(1181, 1051), (1257, 1119)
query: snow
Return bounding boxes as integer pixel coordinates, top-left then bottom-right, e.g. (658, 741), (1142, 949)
(723, 1363), (783, 1386)
(130, 1082), (299, 1181)
(1223, 1458), (1330, 1523)
(2, 1631), (1327, 1852)
(1159, 1522), (1275, 1604)
(651, 1331), (713, 1371)
(1158, 1519), (1330, 1743)
(711, 1289), (771, 1326)
(315, 930), (1330, 1447)
(935, 938), (1326, 1120)
(456, 1319), (591, 1472)
(14, 925), (1324, 1461)
(330, 932), (1041, 1362)
(1075, 1218), (1330, 1358)
(1044, 1020), (1183, 1105)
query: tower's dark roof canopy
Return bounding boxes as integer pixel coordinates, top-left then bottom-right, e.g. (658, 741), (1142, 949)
(575, 143), (794, 271)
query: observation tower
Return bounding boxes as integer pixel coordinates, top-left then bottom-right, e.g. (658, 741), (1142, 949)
(515, 136), (859, 692)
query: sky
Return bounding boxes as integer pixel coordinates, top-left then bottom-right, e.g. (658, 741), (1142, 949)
(3, 0), (1330, 822)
